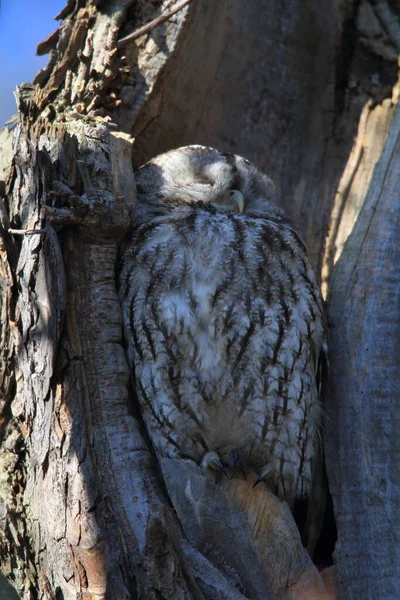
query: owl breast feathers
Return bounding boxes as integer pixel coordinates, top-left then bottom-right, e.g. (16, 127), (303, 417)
(119, 145), (326, 501)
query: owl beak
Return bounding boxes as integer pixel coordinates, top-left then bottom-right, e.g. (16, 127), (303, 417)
(231, 190), (245, 213)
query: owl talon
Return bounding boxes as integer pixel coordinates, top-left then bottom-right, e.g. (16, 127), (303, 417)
(253, 463), (274, 488)
(213, 461), (229, 478)
(201, 452), (229, 477)
(216, 446), (246, 481)
(211, 458), (225, 472)
(220, 446), (239, 468)
(220, 446), (247, 480)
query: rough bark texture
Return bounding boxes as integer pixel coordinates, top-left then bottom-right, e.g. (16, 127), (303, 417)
(326, 97), (400, 600)
(0, 115), (206, 599)
(129, 0), (398, 275)
(0, 0), (399, 598)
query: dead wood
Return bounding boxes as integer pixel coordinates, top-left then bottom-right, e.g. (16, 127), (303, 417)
(0, 1), (399, 598)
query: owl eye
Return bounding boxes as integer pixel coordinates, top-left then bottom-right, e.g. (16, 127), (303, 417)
(229, 190), (244, 213)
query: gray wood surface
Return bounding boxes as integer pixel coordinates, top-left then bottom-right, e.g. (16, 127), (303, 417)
(326, 101), (400, 600)
(0, 0), (399, 598)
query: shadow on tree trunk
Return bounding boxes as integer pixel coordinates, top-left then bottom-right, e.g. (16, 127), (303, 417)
(0, 1), (399, 598)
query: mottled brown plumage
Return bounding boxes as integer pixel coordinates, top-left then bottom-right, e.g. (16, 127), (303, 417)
(119, 146), (326, 501)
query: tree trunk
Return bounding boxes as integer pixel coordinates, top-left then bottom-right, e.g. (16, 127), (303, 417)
(0, 1), (398, 598)
(326, 97), (400, 600)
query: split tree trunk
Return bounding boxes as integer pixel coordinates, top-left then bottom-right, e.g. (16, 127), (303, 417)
(0, 1), (399, 598)
(326, 98), (400, 600)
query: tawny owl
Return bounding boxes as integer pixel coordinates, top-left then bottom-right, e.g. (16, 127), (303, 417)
(119, 146), (326, 501)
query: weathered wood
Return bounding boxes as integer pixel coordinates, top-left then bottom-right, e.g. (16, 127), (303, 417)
(1, 116), (207, 598)
(32, 0), (194, 131)
(322, 95), (397, 295)
(162, 460), (335, 600)
(326, 98), (400, 600)
(1, 0), (399, 597)
(130, 0), (398, 276)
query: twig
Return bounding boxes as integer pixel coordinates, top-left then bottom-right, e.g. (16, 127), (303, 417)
(8, 228), (46, 236)
(117, 0), (192, 48)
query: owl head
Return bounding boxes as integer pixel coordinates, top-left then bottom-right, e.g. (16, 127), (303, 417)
(134, 145), (287, 221)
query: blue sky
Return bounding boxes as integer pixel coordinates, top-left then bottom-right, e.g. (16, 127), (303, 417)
(0, 0), (65, 125)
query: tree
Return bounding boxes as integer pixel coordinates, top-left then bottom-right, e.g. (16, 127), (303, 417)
(0, 1), (398, 598)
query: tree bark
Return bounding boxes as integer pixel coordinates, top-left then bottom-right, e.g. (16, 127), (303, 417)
(326, 96), (400, 600)
(0, 0), (399, 598)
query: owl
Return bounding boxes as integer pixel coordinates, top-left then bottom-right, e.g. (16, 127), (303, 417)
(119, 146), (326, 501)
